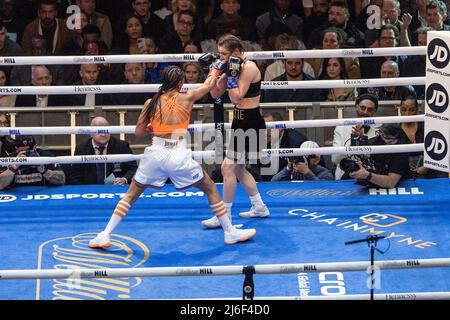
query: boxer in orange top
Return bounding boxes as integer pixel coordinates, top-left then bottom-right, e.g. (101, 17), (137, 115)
(89, 65), (256, 248)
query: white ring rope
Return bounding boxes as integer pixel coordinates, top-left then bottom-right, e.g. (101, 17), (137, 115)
(203, 292), (450, 300)
(0, 115), (425, 136)
(0, 46), (426, 66)
(0, 77), (425, 96)
(0, 257), (448, 280)
(0, 144), (424, 166)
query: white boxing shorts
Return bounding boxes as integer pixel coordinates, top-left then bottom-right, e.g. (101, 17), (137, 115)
(133, 136), (205, 190)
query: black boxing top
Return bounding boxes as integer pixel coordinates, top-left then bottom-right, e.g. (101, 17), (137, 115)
(244, 81), (261, 98)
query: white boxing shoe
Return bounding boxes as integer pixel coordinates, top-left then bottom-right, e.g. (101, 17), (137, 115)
(224, 227), (256, 245)
(239, 205), (270, 218)
(202, 212), (232, 229)
(89, 231), (111, 249)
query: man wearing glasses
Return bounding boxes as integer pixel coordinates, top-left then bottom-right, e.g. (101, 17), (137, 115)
(332, 93), (380, 180)
(158, 9), (199, 53)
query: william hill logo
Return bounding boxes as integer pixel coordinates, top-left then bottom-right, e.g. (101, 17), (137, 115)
(183, 54), (195, 61)
(94, 57), (106, 62)
(36, 233), (150, 300)
(362, 49), (374, 55)
(2, 58), (16, 63)
(273, 52), (285, 58)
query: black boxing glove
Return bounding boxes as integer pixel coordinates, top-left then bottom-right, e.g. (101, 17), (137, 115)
(198, 52), (220, 67)
(227, 56), (244, 77)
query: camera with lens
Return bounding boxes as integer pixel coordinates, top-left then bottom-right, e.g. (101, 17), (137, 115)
(339, 157), (360, 173)
(350, 133), (368, 146)
(3, 136), (37, 157)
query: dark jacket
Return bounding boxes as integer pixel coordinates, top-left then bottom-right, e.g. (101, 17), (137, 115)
(69, 137), (138, 185)
(14, 94), (66, 107)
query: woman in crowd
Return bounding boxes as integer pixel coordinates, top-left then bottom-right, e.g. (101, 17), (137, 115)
(0, 68), (16, 108)
(320, 57), (357, 102)
(114, 14), (146, 54)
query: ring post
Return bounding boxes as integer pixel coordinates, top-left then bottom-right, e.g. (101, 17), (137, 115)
(424, 31), (450, 174)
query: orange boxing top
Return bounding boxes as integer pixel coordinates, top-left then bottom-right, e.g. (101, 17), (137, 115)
(147, 93), (190, 135)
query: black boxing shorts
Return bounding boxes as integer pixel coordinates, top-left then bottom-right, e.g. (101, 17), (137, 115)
(226, 106), (266, 164)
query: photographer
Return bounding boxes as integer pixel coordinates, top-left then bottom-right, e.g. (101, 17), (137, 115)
(271, 141), (333, 182)
(0, 135), (65, 190)
(345, 124), (410, 189)
(333, 93), (379, 180)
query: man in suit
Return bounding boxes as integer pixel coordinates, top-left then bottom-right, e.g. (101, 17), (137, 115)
(14, 65), (64, 107)
(69, 116), (138, 185)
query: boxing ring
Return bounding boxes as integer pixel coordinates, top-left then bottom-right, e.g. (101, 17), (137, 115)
(1, 34), (449, 301)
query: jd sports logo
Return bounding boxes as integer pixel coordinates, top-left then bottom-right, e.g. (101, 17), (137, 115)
(426, 83), (449, 113)
(0, 195), (17, 203)
(425, 131), (448, 161)
(428, 39), (450, 69)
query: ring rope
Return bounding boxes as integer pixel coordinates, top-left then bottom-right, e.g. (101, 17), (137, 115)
(0, 47), (426, 66)
(0, 77), (425, 96)
(0, 115), (424, 136)
(0, 257), (448, 280)
(0, 144), (424, 166)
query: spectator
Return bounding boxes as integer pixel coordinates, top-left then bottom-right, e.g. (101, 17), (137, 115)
(255, 0), (304, 47)
(66, 64), (107, 106)
(76, 0), (113, 49)
(153, 0), (174, 20)
(259, 111), (309, 181)
(348, 123), (410, 188)
(113, 14), (146, 54)
(305, 27), (361, 79)
(302, 0), (329, 41)
(183, 38), (201, 53)
(164, 0), (204, 40)
(320, 57), (358, 102)
(138, 35), (168, 84)
(263, 57), (322, 103)
(408, 0), (432, 41)
(21, 0), (71, 55)
(379, 0), (412, 46)
(426, 0), (450, 30)
(402, 26), (431, 99)
(332, 93), (380, 180)
(363, 60), (416, 106)
(271, 140), (333, 181)
(158, 9), (200, 53)
(130, 0), (166, 45)
(0, 19), (23, 58)
(69, 116), (138, 185)
(59, 12), (91, 55)
(0, 0), (27, 44)
(0, 67), (15, 107)
(398, 95), (448, 179)
(108, 62), (153, 105)
(0, 135), (65, 190)
(14, 65), (64, 107)
(360, 24), (406, 79)
(307, 0), (365, 49)
(206, 0), (256, 42)
(182, 61), (211, 103)
(10, 35), (62, 86)
(264, 33), (315, 81)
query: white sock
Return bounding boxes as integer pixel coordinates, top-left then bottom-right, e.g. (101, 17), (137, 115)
(104, 200), (130, 234)
(224, 202), (233, 222)
(249, 193), (264, 207)
(211, 201), (233, 232)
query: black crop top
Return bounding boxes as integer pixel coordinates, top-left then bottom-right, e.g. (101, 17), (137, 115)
(244, 80), (261, 98)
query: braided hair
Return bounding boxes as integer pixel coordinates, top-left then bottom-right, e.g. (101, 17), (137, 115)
(145, 65), (184, 124)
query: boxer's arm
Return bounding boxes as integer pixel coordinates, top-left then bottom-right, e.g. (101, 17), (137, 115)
(135, 99), (152, 139)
